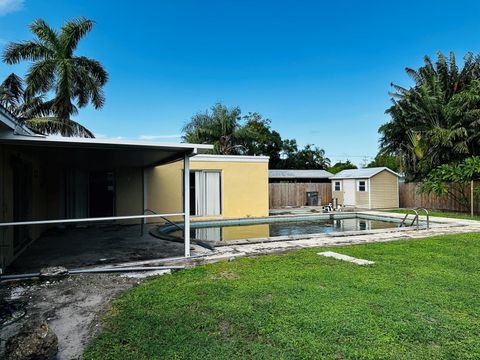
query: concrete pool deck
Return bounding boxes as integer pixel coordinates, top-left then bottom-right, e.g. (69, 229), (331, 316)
(93, 211), (480, 269)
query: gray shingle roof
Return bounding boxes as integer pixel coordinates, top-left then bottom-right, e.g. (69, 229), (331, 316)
(269, 169), (333, 179)
(329, 167), (399, 179)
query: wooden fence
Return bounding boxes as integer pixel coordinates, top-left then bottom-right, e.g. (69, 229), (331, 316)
(399, 182), (480, 213)
(269, 183), (332, 208)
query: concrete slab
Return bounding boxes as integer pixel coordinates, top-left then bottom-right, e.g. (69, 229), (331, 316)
(317, 251), (375, 265)
(9, 224), (210, 273)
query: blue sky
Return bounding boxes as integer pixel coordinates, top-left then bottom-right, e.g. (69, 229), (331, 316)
(1, 0), (480, 164)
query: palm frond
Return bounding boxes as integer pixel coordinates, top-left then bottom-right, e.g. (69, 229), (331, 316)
(25, 117), (94, 138)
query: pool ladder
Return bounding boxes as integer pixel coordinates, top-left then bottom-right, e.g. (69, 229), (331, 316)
(399, 208), (430, 230)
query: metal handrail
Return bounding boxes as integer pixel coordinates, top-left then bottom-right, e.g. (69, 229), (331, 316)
(399, 208), (420, 230)
(141, 208), (183, 236)
(414, 207), (430, 229)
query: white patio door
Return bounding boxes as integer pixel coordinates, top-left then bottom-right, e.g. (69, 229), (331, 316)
(343, 179), (356, 206)
(194, 171), (221, 216)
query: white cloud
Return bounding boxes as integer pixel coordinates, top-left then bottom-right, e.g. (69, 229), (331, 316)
(0, 0), (24, 16)
(139, 134), (182, 140)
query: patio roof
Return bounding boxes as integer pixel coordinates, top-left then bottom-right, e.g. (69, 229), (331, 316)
(0, 133), (213, 169)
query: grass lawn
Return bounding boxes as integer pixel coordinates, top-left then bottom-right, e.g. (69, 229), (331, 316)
(384, 209), (480, 221)
(83, 234), (480, 360)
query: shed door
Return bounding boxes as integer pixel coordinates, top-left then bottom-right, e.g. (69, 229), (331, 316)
(343, 179), (356, 206)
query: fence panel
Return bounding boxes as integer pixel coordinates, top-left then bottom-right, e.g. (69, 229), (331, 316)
(269, 183), (332, 208)
(399, 181), (480, 213)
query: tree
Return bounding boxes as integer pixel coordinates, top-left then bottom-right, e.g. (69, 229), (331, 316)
(182, 103), (243, 155)
(328, 160), (357, 174)
(0, 73), (93, 137)
(2, 18), (108, 137)
(294, 144), (330, 169)
(420, 157), (480, 215)
(237, 112), (283, 168)
(367, 152), (399, 172)
(379, 51), (480, 181)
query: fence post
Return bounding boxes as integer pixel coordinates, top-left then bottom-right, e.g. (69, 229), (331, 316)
(471, 180), (474, 217)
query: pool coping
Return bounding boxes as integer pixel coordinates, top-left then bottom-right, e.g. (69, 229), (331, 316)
(154, 211), (459, 247)
(87, 210), (480, 270)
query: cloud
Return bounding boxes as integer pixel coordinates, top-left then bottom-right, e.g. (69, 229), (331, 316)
(0, 0), (24, 16)
(139, 134), (182, 140)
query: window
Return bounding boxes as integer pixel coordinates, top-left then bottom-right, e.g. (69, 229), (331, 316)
(190, 171), (221, 216)
(334, 181), (341, 191)
(357, 180), (367, 192)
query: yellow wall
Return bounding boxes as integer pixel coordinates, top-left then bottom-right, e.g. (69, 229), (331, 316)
(146, 157), (269, 222)
(115, 168), (143, 223)
(370, 171), (399, 208)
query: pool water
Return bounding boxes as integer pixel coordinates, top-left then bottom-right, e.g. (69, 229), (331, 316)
(170, 217), (402, 242)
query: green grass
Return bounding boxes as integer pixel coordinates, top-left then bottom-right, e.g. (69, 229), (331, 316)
(384, 209), (480, 221)
(83, 234), (480, 360)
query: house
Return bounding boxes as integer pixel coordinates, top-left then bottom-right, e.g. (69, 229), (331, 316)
(330, 167), (400, 209)
(269, 169), (333, 183)
(0, 105), (273, 272)
(147, 154), (270, 221)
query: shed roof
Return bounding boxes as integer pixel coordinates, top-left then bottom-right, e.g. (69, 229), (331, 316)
(329, 167), (400, 179)
(269, 169), (333, 179)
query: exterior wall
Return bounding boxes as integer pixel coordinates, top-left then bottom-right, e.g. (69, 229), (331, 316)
(115, 167), (143, 223)
(146, 157), (269, 222)
(331, 180), (344, 205)
(370, 171), (399, 209)
(355, 183), (369, 208)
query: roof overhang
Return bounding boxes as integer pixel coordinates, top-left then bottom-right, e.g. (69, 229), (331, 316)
(0, 105), (34, 135)
(0, 134), (213, 170)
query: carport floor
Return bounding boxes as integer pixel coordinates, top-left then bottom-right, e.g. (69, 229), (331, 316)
(9, 223), (198, 273)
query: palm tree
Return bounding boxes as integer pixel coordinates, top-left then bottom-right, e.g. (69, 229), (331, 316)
(380, 51), (480, 180)
(2, 18), (108, 137)
(182, 103), (243, 154)
(0, 73), (94, 137)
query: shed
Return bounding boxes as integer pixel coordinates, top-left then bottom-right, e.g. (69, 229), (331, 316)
(330, 167), (400, 209)
(269, 169), (333, 183)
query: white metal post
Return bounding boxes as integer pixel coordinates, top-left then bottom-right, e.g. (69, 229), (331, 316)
(183, 153), (191, 257)
(143, 168), (148, 224)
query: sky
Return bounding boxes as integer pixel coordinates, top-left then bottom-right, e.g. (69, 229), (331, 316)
(1, 0), (480, 165)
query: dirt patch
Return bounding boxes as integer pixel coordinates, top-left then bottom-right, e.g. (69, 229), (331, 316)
(1, 274), (140, 359)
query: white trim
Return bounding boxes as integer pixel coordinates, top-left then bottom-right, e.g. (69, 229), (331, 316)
(333, 180), (342, 192)
(330, 167), (401, 180)
(0, 133), (213, 152)
(191, 154), (269, 163)
(396, 177), (400, 208)
(368, 178), (372, 209)
(357, 179), (367, 192)
(183, 154), (190, 257)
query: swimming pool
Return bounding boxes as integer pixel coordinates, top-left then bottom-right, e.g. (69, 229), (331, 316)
(158, 214), (420, 243)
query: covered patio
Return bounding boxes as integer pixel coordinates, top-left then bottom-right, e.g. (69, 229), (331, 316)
(0, 134), (212, 274)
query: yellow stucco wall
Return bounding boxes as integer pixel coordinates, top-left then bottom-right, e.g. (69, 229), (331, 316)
(115, 167), (143, 223)
(370, 170), (399, 208)
(146, 156), (269, 222)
